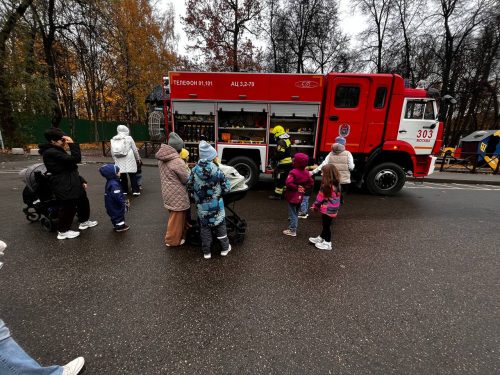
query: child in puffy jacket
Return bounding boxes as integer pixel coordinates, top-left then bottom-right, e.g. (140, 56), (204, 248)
(187, 141), (231, 259)
(283, 153), (314, 237)
(309, 164), (341, 250)
(99, 164), (129, 232)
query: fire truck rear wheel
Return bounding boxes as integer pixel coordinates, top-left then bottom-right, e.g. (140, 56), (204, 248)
(365, 162), (406, 196)
(227, 156), (259, 188)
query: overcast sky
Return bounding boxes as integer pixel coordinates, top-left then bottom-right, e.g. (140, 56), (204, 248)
(158, 0), (366, 55)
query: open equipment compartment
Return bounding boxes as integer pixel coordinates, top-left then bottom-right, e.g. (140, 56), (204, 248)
(268, 103), (320, 162)
(172, 101), (216, 160)
(217, 102), (268, 145)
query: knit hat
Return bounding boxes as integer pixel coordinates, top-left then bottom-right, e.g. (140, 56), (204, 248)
(168, 132), (184, 152)
(179, 148), (189, 160)
(199, 140), (217, 161)
(335, 136), (346, 145)
(44, 127), (65, 142)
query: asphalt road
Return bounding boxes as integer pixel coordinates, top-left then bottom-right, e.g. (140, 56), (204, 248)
(0, 159), (498, 374)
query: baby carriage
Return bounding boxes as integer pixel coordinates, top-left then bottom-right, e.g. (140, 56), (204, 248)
(20, 163), (58, 232)
(186, 164), (248, 246)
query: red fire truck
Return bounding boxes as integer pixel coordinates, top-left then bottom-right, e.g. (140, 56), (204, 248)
(164, 72), (442, 195)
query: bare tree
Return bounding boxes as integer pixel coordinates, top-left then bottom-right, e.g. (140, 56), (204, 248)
(354, 0), (393, 73)
(183, 0), (263, 72)
(433, 0), (488, 122)
(0, 0), (34, 144)
(306, 0), (350, 73)
(389, 0), (426, 84)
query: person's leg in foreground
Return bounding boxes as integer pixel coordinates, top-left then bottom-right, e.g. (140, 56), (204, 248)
(0, 319), (84, 375)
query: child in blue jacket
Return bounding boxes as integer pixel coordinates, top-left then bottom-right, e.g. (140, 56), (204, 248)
(187, 141), (231, 259)
(99, 164), (129, 232)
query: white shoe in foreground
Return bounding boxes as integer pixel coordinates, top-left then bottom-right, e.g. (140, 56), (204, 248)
(78, 220), (98, 230)
(57, 230), (80, 240)
(309, 236), (324, 244)
(221, 244), (232, 256)
(62, 357), (85, 375)
(203, 253), (211, 259)
(315, 241), (332, 250)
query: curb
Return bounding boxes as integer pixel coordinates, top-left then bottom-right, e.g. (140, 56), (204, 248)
(407, 177), (500, 186)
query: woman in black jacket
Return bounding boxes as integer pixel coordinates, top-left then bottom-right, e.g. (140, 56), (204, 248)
(38, 128), (98, 239)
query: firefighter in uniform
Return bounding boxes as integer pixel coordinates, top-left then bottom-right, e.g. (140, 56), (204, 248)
(269, 125), (293, 200)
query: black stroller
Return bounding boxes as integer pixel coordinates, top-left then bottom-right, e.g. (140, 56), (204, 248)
(20, 163), (58, 232)
(222, 188), (248, 244)
(186, 189), (248, 247)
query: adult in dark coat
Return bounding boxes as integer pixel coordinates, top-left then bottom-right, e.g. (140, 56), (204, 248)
(38, 128), (98, 239)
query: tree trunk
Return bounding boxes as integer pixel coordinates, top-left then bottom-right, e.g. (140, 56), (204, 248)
(42, 38), (62, 128)
(0, 0), (34, 144)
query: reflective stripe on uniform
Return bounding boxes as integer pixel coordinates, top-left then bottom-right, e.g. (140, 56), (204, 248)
(278, 157), (292, 165)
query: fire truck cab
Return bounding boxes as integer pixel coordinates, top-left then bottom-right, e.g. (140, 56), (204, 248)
(166, 72), (441, 195)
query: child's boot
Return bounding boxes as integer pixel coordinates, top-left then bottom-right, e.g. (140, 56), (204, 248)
(221, 244), (232, 256)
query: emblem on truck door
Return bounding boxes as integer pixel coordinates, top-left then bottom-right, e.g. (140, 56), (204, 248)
(295, 81), (319, 89)
(339, 123), (350, 137)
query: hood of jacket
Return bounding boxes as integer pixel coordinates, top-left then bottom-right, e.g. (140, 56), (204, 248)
(38, 143), (61, 155)
(193, 159), (218, 180)
(292, 152), (309, 169)
(332, 143), (346, 153)
(117, 125), (129, 136)
(155, 143), (179, 162)
(99, 164), (120, 180)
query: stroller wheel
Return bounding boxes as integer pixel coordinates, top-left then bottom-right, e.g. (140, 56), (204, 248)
(40, 217), (55, 232)
(24, 207), (41, 222)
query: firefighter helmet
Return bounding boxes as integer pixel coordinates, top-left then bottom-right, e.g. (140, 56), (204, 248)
(271, 125), (285, 137)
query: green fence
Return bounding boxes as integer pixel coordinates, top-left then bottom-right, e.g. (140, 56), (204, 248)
(24, 115), (149, 144)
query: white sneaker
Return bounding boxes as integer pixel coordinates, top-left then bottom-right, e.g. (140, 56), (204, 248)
(132, 192), (141, 196)
(62, 357), (85, 375)
(315, 241), (332, 250)
(282, 229), (297, 237)
(221, 244), (232, 256)
(78, 220), (98, 230)
(57, 230), (80, 240)
(203, 253), (211, 259)
(309, 236), (324, 244)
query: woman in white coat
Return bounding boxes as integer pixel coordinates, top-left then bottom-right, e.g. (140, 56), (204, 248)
(111, 125), (142, 196)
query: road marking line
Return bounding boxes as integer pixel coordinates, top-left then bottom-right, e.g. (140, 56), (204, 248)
(404, 182), (500, 191)
(449, 183), (494, 190)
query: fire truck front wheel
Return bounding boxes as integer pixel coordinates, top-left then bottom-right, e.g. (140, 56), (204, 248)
(227, 156), (259, 188)
(365, 162), (406, 196)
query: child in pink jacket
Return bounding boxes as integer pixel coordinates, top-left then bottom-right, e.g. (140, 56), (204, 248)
(282, 153), (314, 237)
(309, 164), (341, 250)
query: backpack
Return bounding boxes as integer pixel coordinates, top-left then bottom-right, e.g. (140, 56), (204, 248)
(111, 136), (130, 158)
